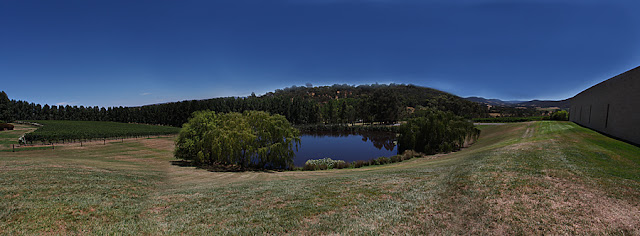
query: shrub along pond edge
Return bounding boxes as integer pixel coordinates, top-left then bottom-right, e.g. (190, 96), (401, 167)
(300, 150), (434, 171)
(177, 149), (434, 172)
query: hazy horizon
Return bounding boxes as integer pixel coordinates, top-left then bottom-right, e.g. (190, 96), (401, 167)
(2, 0), (639, 107)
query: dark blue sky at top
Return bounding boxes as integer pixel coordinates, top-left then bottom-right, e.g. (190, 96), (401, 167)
(1, 0), (639, 107)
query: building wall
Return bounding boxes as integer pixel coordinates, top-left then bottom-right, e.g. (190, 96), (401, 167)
(569, 66), (640, 145)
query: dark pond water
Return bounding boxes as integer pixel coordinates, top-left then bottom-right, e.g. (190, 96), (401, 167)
(293, 131), (398, 167)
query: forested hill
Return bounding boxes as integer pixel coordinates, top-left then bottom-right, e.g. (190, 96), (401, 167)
(268, 84), (452, 105)
(0, 84), (487, 127)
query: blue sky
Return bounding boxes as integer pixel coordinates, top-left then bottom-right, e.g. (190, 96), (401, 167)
(1, 0), (639, 107)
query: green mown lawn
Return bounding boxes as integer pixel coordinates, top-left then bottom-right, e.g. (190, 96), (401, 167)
(0, 121), (638, 234)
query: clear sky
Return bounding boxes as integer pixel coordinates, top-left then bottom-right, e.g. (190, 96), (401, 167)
(1, 0), (639, 107)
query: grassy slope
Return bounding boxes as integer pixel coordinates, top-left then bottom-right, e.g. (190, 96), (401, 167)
(0, 124), (37, 149)
(0, 121), (638, 234)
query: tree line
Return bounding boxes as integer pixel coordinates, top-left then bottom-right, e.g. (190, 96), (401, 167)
(0, 84), (487, 127)
(0, 91), (321, 126)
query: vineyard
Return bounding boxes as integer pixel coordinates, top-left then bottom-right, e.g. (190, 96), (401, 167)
(472, 116), (546, 123)
(21, 120), (180, 144)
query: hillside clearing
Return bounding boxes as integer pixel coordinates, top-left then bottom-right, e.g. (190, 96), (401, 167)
(0, 121), (638, 234)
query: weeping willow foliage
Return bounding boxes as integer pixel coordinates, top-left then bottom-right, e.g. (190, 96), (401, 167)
(174, 110), (300, 169)
(398, 109), (480, 155)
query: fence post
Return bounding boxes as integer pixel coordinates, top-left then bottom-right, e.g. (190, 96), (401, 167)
(80, 141), (83, 147)
(104, 139), (106, 145)
(52, 143), (54, 150)
(12, 144), (15, 152)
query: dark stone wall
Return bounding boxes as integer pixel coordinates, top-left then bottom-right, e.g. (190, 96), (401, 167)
(569, 66), (640, 145)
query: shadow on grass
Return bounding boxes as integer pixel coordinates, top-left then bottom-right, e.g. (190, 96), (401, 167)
(170, 160), (279, 173)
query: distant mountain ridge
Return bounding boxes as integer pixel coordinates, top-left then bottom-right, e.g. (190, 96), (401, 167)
(465, 97), (570, 109)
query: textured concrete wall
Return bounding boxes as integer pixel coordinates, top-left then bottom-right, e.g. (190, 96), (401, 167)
(569, 66), (640, 145)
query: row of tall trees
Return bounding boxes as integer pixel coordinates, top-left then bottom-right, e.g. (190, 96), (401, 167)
(0, 84), (487, 127)
(0, 95), (321, 126)
(0, 91), (11, 122)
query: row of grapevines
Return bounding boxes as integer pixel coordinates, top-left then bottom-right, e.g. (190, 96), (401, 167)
(22, 120), (180, 144)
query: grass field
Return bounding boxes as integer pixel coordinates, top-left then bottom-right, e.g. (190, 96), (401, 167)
(1, 121), (639, 234)
(0, 124), (37, 149)
(473, 116), (546, 123)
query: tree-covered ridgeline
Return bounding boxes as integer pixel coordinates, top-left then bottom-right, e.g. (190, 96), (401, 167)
(0, 84), (487, 127)
(398, 109), (480, 155)
(174, 110), (300, 169)
(273, 83), (487, 122)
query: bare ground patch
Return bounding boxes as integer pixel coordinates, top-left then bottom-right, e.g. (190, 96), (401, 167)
(501, 139), (548, 152)
(522, 127), (535, 138)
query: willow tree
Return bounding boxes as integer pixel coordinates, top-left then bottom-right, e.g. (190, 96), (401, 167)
(174, 110), (300, 169)
(398, 109), (480, 155)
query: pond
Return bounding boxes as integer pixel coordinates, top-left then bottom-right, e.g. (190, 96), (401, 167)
(294, 131), (398, 167)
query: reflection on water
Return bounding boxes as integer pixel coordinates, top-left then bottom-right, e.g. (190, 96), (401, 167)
(303, 131), (397, 151)
(294, 131), (397, 167)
